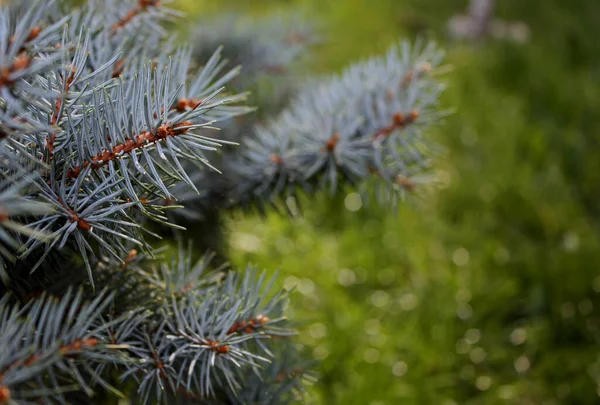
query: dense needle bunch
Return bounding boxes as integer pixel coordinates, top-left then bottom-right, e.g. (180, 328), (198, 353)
(225, 41), (446, 210)
(0, 0), (445, 404)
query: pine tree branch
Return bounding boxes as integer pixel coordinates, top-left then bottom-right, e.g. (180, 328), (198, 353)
(0, 289), (136, 404)
(0, 1), (449, 403)
(219, 40), (446, 210)
(110, 0), (162, 34)
(0, 24), (44, 88)
(66, 120), (195, 179)
(372, 108), (421, 141)
(0, 52), (31, 88)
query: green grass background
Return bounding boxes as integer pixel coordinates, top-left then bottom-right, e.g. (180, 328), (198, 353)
(173, 1), (600, 403)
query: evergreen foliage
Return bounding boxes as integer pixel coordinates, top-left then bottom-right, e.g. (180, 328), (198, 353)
(0, 0), (445, 404)
(212, 1), (600, 404)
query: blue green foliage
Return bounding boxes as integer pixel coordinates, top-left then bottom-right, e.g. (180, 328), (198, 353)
(0, 0), (446, 403)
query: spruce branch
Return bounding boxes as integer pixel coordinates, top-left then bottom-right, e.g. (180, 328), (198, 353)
(111, 0), (162, 34)
(0, 1), (449, 403)
(18, 170), (149, 282)
(65, 120), (198, 179)
(0, 0), (247, 281)
(0, 172), (53, 270)
(88, 247), (297, 404)
(223, 344), (316, 405)
(224, 40), (446, 209)
(0, 288), (134, 404)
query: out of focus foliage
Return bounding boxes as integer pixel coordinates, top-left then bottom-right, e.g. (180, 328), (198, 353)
(171, 0), (600, 404)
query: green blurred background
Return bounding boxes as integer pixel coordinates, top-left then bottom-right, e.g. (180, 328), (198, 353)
(174, 0), (600, 403)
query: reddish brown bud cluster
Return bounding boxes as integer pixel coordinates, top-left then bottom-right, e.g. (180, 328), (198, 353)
(67, 121), (194, 179)
(269, 154), (284, 165)
(120, 249), (138, 271)
(227, 315), (270, 335)
(26, 26), (43, 42)
(324, 133), (341, 153)
(125, 197), (149, 207)
(111, 0), (162, 33)
(0, 352), (40, 383)
(0, 53), (31, 87)
(58, 338), (100, 355)
(409, 108), (420, 122)
(70, 211), (91, 231)
(112, 59), (127, 78)
(0, 211), (8, 222)
(180, 281), (196, 295)
(173, 98), (203, 113)
(401, 62), (432, 88)
(46, 134), (57, 157)
(0, 26), (45, 88)
(151, 350), (167, 379)
(373, 108), (420, 141)
(204, 339), (230, 354)
(139, 0), (161, 6)
(367, 167), (416, 191)
(0, 338), (100, 397)
(0, 385), (10, 404)
(24, 354), (39, 367)
(9, 26), (42, 47)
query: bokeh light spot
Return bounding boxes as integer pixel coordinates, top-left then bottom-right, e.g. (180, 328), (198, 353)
(310, 323), (328, 339)
(371, 290), (390, 308)
(469, 347), (487, 363)
(476, 376), (492, 391)
(313, 344), (330, 360)
(509, 327), (527, 345)
(298, 278), (316, 296)
(344, 192), (363, 211)
(453, 248), (470, 266)
(514, 355), (530, 373)
(465, 329), (481, 345)
(338, 268), (356, 286)
(392, 361), (408, 376)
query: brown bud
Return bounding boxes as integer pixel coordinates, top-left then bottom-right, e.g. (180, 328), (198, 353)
(408, 108), (420, 122)
(325, 133), (341, 152)
(0, 385), (10, 404)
